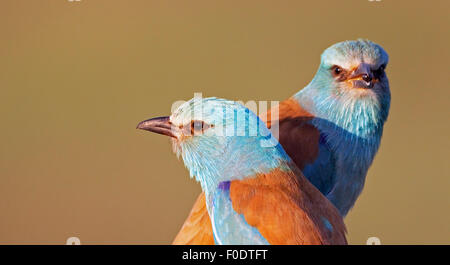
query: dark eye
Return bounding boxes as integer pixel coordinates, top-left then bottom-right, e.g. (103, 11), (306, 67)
(191, 121), (203, 133)
(189, 120), (212, 135)
(331, 65), (343, 77)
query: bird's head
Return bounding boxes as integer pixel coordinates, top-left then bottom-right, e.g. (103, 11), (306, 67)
(297, 39), (391, 138)
(319, 39), (389, 93)
(137, 97), (288, 194)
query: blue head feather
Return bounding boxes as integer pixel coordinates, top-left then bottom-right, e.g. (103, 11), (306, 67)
(170, 97), (290, 195)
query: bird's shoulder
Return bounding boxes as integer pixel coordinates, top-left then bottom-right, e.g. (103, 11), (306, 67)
(229, 166), (347, 245)
(262, 97), (315, 128)
(261, 97), (325, 171)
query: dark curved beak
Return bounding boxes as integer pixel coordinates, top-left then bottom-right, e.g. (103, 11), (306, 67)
(136, 116), (177, 138)
(349, 63), (374, 89)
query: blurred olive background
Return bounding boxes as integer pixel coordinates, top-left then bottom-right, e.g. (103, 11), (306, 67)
(0, 0), (449, 244)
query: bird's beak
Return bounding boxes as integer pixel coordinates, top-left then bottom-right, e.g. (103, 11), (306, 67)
(136, 116), (177, 138)
(348, 63), (375, 89)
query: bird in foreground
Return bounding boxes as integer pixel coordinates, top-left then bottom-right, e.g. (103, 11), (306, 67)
(137, 98), (347, 244)
(170, 39), (390, 244)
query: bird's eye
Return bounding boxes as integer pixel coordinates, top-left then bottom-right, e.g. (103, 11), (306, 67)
(189, 120), (212, 135)
(191, 120), (203, 133)
(331, 65), (344, 77)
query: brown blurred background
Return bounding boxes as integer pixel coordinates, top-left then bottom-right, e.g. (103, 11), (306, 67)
(0, 0), (449, 244)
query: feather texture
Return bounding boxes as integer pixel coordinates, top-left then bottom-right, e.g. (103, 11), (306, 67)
(172, 39), (390, 244)
(228, 166), (346, 245)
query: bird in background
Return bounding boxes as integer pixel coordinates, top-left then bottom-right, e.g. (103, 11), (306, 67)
(137, 98), (347, 244)
(169, 39), (391, 245)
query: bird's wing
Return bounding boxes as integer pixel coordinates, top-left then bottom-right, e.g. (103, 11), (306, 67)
(172, 193), (215, 245)
(209, 183), (270, 245)
(228, 167), (347, 245)
(263, 98), (336, 195)
(263, 97), (321, 170)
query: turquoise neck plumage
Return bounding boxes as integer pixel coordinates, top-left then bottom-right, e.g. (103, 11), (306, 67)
(179, 124), (292, 196)
(293, 81), (389, 142)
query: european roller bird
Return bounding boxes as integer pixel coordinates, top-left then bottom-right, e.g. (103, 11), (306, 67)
(137, 98), (347, 244)
(170, 39), (390, 245)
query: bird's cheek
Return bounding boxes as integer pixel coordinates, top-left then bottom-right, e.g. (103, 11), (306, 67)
(334, 83), (352, 95)
(171, 138), (183, 157)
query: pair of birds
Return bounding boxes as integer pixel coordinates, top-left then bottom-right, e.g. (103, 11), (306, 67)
(137, 39), (390, 245)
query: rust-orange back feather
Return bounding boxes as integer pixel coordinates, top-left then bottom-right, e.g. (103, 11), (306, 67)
(172, 193), (214, 245)
(229, 166), (346, 245)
